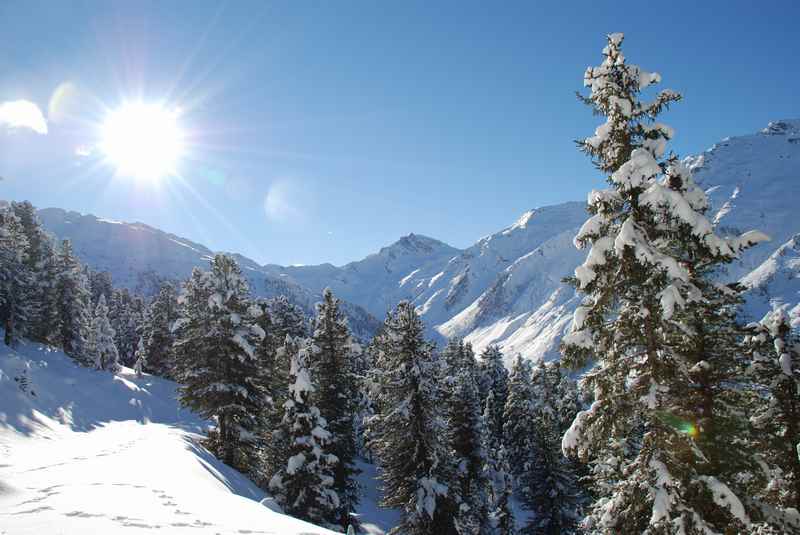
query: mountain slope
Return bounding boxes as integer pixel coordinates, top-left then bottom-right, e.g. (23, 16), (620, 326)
(0, 336), (336, 535)
(263, 203), (587, 349)
(689, 119), (800, 279)
(444, 119), (800, 360)
(740, 233), (800, 326)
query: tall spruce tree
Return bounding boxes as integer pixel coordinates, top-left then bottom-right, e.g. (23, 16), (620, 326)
(266, 295), (308, 403)
(89, 270), (114, 307)
(54, 239), (91, 363)
(447, 366), (493, 535)
(0, 206), (34, 346)
(502, 355), (535, 481)
(561, 33), (770, 533)
(88, 294), (120, 372)
(268, 335), (340, 527)
(366, 302), (456, 535)
(10, 201), (52, 341)
(173, 255), (268, 471)
(32, 244), (61, 345)
(478, 345), (509, 444)
(142, 282), (178, 377)
(745, 310), (800, 523)
(309, 288), (361, 529)
(133, 337), (147, 377)
(251, 298), (284, 489)
(485, 443), (515, 535)
(257, 296), (308, 488)
(442, 338), (477, 375)
(10, 202), (50, 272)
(108, 288), (144, 366)
(521, 362), (584, 535)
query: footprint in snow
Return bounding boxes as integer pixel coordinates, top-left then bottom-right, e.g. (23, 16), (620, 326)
(63, 511), (105, 518)
(113, 515), (161, 529)
(10, 506), (53, 515)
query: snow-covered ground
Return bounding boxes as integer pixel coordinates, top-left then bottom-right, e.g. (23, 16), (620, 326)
(0, 336), (338, 535)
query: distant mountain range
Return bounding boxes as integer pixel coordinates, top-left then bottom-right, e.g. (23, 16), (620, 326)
(35, 119), (800, 363)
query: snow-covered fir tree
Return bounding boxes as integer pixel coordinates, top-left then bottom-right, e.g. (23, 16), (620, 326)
(442, 338), (477, 376)
(250, 299), (284, 489)
(561, 33), (771, 533)
(366, 301), (456, 535)
(267, 295), (308, 394)
(172, 254), (268, 472)
(9, 201), (54, 343)
(477, 345), (509, 445)
(108, 288), (145, 366)
(502, 354), (535, 481)
(0, 206), (34, 346)
(520, 362), (584, 535)
(256, 295), (309, 488)
(447, 366), (492, 535)
(745, 310), (800, 521)
(89, 270), (113, 308)
(269, 335), (340, 528)
(142, 282), (178, 377)
(309, 288), (361, 529)
(10, 201), (51, 272)
(54, 239), (91, 363)
(350, 337), (374, 461)
(267, 295), (308, 338)
(485, 443), (515, 535)
(87, 294), (120, 372)
(664, 261), (769, 522)
(31, 242), (61, 345)
(133, 337), (147, 377)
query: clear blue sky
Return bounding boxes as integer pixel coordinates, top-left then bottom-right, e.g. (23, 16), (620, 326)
(1, 0), (798, 266)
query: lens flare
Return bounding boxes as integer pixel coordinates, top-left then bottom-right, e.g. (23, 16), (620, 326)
(657, 411), (700, 438)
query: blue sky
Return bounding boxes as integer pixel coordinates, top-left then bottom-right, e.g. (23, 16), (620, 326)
(0, 1), (798, 266)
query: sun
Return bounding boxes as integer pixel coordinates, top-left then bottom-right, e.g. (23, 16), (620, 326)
(100, 102), (184, 180)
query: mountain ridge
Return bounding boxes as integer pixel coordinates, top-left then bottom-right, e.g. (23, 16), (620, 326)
(28, 119), (800, 362)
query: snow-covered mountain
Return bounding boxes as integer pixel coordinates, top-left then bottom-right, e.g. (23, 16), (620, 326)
(36, 208), (381, 341)
(262, 203), (588, 365)
(436, 119), (800, 362)
(741, 234), (800, 327)
(33, 119), (800, 363)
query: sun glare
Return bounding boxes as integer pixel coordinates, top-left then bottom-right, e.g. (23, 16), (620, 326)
(100, 102), (184, 180)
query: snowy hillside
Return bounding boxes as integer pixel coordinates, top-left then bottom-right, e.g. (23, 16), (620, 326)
(446, 118), (800, 360)
(265, 204), (586, 328)
(740, 234), (800, 326)
(0, 336), (340, 534)
(31, 120), (800, 362)
(689, 119), (800, 280)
